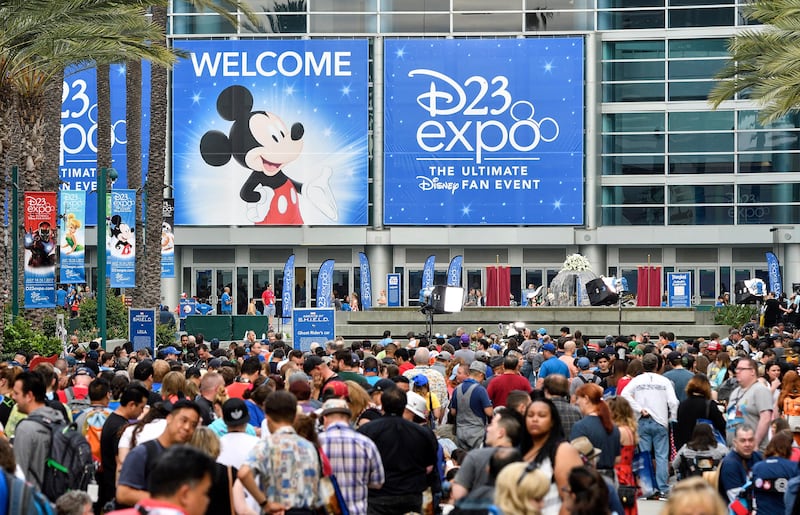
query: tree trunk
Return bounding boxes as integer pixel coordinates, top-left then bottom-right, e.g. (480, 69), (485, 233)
(0, 89), (16, 346)
(126, 60), (144, 306)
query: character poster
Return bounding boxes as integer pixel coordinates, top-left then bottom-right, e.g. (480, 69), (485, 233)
(24, 192), (58, 308)
(59, 190), (86, 284)
(384, 38), (585, 225)
(108, 190), (136, 288)
(172, 40), (369, 226)
(161, 198), (175, 278)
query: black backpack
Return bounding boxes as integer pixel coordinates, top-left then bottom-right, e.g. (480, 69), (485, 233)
(25, 412), (94, 502)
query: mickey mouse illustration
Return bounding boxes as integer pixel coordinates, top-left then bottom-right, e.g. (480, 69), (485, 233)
(200, 85), (337, 225)
(109, 214), (134, 255)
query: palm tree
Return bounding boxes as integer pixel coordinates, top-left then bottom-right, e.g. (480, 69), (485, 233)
(708, 0), (800, 124)
(130, 0), (259, 309)
(0, 0), (176, 332)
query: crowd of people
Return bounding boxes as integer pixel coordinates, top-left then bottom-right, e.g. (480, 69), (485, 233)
(2, 320), (800, 515)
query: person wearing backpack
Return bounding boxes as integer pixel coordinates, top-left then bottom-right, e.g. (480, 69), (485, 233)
(56, 367), (95, 419)
(73, 378), (112, 468)
(569, 357), (601, 401)
(11, 371), (67, 492)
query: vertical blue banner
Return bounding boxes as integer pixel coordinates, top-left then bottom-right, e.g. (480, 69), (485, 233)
(60, 63), (151, 225)
(161, 198), (175, 278)
(447, 255), (463, 287)
(293, 308), (335, 352)
(59, 190), (86, 284)
(129, 308), (156, 354)
(317, 259), (335, 308)
(359, 252), (373, 310)
(282, 254), (295, 318)
(766, 252), (782, 296)
(668, 272), (692, 308)
(422, 255), (436, 290)
(23, 192), (57, 308)
(109, 190), (136, 288)
(387, 273), (401, 307)
(384, 38), (584, 225)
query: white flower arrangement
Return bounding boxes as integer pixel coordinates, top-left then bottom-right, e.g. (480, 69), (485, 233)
(562, 253), (592, 272)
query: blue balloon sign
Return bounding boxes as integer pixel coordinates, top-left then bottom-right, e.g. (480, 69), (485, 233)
(384, 38), (584, 225)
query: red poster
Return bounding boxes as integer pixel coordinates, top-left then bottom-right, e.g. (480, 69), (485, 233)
(23, 192), (58, 308)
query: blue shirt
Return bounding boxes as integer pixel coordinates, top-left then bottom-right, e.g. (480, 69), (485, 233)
(752, 456), (799, 514)
(538, 356), (570, 380)
(220, 292), (232, 314)
(450, 378), (492, 423)
(719, 450), (763, 503)
(56, 288), (67, 307)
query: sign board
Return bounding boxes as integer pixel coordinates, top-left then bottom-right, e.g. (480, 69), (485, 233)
(129, 308), (156, 354)
(179, 298), (198, 319)
(387, 273), (401, 307)
(668, 272), (692, 307)
(292, 308), (335, 352)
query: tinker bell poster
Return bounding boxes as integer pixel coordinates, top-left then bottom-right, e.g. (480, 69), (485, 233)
(59, 190), (86, 284)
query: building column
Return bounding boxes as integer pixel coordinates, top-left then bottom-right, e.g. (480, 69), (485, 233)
(785, 242), (800, 292)
(366, 244), (392, 301)
(161, 244), (181, 311)
(580, 244), (607, 277)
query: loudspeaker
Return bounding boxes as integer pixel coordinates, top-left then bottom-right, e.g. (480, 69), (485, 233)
(429, 285), (464, 314)
(585, 278), (619, 306)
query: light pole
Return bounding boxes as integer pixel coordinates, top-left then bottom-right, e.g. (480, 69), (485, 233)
(11, 165), (19, 318)
(96, 167), (117, 346)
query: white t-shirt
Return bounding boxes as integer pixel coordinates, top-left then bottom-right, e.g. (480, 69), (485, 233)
(118, 419), (167, 451)
(218, 431), (260, 468)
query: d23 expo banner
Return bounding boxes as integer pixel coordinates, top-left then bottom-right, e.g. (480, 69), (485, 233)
(172, 40), (369, 226)
(384, 38), (584, 225)
(59, 190), (86, 284)
(108, 190), (136, 288)
(60, 63), (150, 225)
(24, 192), (57, 308)
(161, 198), (175, 278)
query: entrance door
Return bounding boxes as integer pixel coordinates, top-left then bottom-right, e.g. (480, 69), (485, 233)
(216, 269), (234, 313)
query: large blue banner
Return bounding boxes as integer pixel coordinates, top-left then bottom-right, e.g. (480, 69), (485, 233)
(293, 308), (335, 352)
(668, 272), (692, 308)
(359, 252), (373, 310)
(129, 308), (156, 354)
(447, 255), (463, 287)
(59, 190), (86, 284)
(282, 254), (295, 318)
(108, 190), (136, 288)
(60, 63), (150, 225)
(172, 40), (369, 226)
(387, 273), (401, 307)
(317, 259), (335, 308)
(766, 252), (783, 296)
(384, 38), (584, 225)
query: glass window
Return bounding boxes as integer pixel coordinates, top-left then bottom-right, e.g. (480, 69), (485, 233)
(453, 12), (522, 31)
(599, 10), (665, 30)
(668, 185), (733, 204)
(604, 134), (664, 154)
(381, 0), (450, 10)
(621, 268), (639, 295)
(738, 111), (800, 130)
(600, 0), (664, 7)
(604, 113), (664, 132)
(525, 9), (595, 31)
(734, 269), (750, 285)
(172, 15), (235, 35)
(242, 14), (307, 33)
(603, 186), (665, 204)
(669, 133), (733, 153)
(603, 61), (665, 81)
(699, 269), (716, 298)
(739, 153), (800, 173)
(602, 206), (666, 225)
(603, 155), (665, 175)
(237, 267), (249, 315)
(739, 184), (800, 204)
(737, 132), (800, 152)
(310, 0), (377, 11)
(667, 38), (728, 58)
(546, 269), (559, 289)
(669, 154), (734, 174)
(603, 41), (665, 60)
(525, 270), (544, 289)
(669, 7), (734, 28)
(668, 81), (714, 101)
(511, 267), (522, 306)
(380, 14), (450, 32)
(668, 59), (726, 80)
(668, 111), (733, 132)
(719, 266), (731, 296)
(604, 83), (665, 102)
(737, 205), (800, 224)
(467, 269), (482, 292)
(755, 269), (769, 286)
(668, 206), (733, 224)
(454, 0), (520, 10)
(310, 14), (376, 32)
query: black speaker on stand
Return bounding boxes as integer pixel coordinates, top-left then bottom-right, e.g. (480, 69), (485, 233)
(586, 278), (619, 306)
(420, 286), (464, 338)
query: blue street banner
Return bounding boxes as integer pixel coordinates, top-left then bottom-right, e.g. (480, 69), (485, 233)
(161, 199), (175, 278)
(293, 308), (335, 352)
(766, 252), (783, 296)
(24, 192), (57, 308)
(172, 39), (369, 226)
(282, 254), (296, 318)
(668, 272), (692, 308)
(384, 38), (584, 225)
(59, 190), (86, 284)
(317, 259), (335, 308)
(108, 190), (136, 288)
(359, 252), (373, 310)
(60, 63), (150, 225)
(422, 255), (436, 290)
(179, 298), (198, 319)
(129, 308), (156, 354)
(447, 255), (463, 287)
(387, 273), (401, 307)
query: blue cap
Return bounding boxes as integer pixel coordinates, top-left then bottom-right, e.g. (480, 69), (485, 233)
(537, 328), (547, 335)
(577, 357), (591, 370)
(541, 343), (556, 353)
(161, 346), (180, 356)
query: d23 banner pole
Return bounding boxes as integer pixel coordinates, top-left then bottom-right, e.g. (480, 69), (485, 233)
(447, 255), (463, 287)
(282, 254), (295, 319)
(766, 251), (783, 296)
(59, 190), (87, 284)
(23, 192), (58, 308)
(109, 190), (136, 288)
(317, 259), (335, 308)
(358, 252), (372, 310)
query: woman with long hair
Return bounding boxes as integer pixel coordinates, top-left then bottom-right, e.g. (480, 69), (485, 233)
(0, 365), (22, 428)
(563, 466), (610, 515)
(520, 398), (583, 515)
(671, 423), (727, 479)
(604, 359), (627, 397)
(570, 383), (620, 477)
(494, 463), (550, 515)
(675, 373), (726, 451)
(709, 351), (731, 391)
(608, 396), (638, 515)
(616, 359), (643, 396)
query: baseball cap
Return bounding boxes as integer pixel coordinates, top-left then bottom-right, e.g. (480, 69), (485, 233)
(369, 378), (397, 395)
(469, 361), (487, 375)
(319, 398), (352, 418)
(490, 356), (504, 369)
(577, 357), (591, 370)
(411, 375), (429, 388)
(73, 367), (96, 378)
(303, 356), (324, 374)
(628, 341), (638, 349)
(222, 398), (248, 426)
(537, 328), (547, 335)
(437, 351), (452, 361)
(541, 343), (556, 353)
(667, 351), (682, 363)
(322, 381), (349, 400)
(405, 391), (428, 421)
(208, 358), (224, 369)
(707, 342), (721, 351)
(642, 353), (659, 369)
(161, 346), (179, 356)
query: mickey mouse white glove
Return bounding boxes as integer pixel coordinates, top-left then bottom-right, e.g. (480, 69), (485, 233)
(246, 185), (274, 222)
(305, 167), (338, 221)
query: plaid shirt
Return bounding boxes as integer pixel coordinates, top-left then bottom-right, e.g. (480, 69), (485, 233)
(320, 422), (385, 515)
(550, 396), (583, 437)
